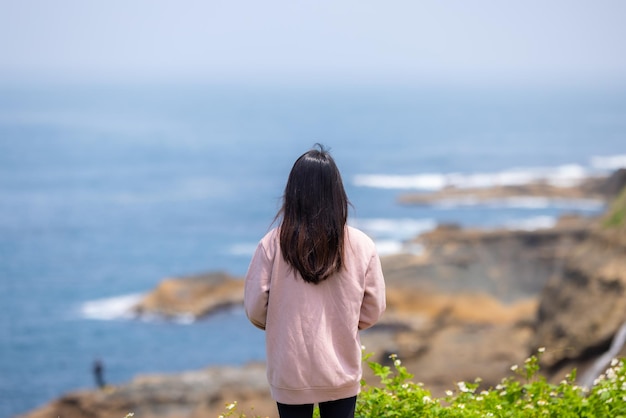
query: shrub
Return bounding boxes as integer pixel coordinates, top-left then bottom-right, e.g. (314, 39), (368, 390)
(219, 349), (626, 417)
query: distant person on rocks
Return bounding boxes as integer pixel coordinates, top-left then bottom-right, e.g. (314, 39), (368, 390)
(244, 144), (386, 418)
(93, 359), (105, 389)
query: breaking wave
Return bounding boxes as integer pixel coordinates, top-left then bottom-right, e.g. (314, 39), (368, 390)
(350, 218), (437, 238)
(353, 164), (590, 190)
(590, 154), (626, 171)
(227, 243), (259, 257)
(431, 197), (604, 211)
(350, 218), (436, 256)
(353, 154), (626, 192)
(79, 293), (143, 321)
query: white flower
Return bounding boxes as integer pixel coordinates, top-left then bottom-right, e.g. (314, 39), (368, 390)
(611, 358), (619, 367)
(394, 359), (402, 367)
(510, 364), (518, 371)
(457, 381), (469, 392)
(361, 345), (366, 351)
(538, 347), (546, 353)
(445, 390), (453, 396)
(226, 402), (237, 410)
(422, 395), (432, 403)
(496, 405), (502, 410)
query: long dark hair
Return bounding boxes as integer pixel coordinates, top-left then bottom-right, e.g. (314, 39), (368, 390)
(278, 144), (349, 284)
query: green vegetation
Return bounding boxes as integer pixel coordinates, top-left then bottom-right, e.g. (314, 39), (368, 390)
(219, 349), (626, 418)
(603, 186), (626, 229)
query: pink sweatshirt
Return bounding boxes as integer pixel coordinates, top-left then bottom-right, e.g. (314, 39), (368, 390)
(244, 226), (386, 405)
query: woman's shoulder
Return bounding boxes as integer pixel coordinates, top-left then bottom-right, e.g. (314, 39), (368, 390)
(259, 227), (280, 247)
(253, 227), (280, 260)
(346, 226), (377, 252)
(261, 227), (279, 239)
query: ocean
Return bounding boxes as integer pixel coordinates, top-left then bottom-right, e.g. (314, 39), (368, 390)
(1, 82), (625, 417)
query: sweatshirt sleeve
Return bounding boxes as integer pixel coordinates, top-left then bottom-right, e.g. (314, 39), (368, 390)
(359, 251), (386, 330)
(244, 241), (272, 330)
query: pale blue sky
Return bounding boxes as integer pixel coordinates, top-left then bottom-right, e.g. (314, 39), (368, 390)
(1, 0), (625, 85)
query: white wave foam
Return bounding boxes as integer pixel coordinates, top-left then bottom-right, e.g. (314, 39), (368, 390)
(353, 173), (447, 190)
(353, 164), (590, 191)
(228, 243), (258, 256)
(350, 218), (434, 256)
(172, 313), (196, 325)
(80, 293), (143, 321)
(501, 216), (557, 231)
(432, 196), (604, 211)
(374, 240), (404, 256)
(351, 218), (437, 238)
(590, 154), (626, 170)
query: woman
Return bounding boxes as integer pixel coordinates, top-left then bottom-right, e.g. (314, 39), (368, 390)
(244, 144), (386, 418)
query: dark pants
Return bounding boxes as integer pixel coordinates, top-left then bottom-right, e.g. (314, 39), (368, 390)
(277, 395), (357, 418)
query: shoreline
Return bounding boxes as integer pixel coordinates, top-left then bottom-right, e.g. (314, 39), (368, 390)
(19, 170), (626, 418)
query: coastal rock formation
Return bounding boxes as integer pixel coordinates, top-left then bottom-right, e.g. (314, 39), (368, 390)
(20, 364), (274, 418)
(376, 289), (537, 396)
(130, 218), (589, 324)
(397, 169), (626, 207)
(22, 176), (626, 418)
(133, 272), (244, 319)
(532, 188), (626, 384)
(374, 219), (589, 395)
(382, 216), (591, 302)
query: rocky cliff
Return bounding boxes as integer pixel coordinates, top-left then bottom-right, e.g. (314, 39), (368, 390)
(20, 172), (626, 418)
(21, 364), (274, 418)
(374, 215), (592, 396)
(532, 186), (626, 385)
(133, 272), (243, 319)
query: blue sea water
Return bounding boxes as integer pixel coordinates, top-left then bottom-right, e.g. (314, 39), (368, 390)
(1, 83), (625, 417)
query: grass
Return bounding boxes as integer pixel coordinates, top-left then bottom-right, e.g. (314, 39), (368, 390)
(603, 186), (626, 229)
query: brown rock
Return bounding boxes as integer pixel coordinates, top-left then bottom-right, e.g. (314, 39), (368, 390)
(384, 287), (537, 327)
(382, 219), (590, 302)
(25, 182), (625, 417)
(373, 286), (537, 397)
(533, 227), (626, 373)
(20, 364), (274, 418)
(393, 323), (534, 397)
(133, 272), (244, 319)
